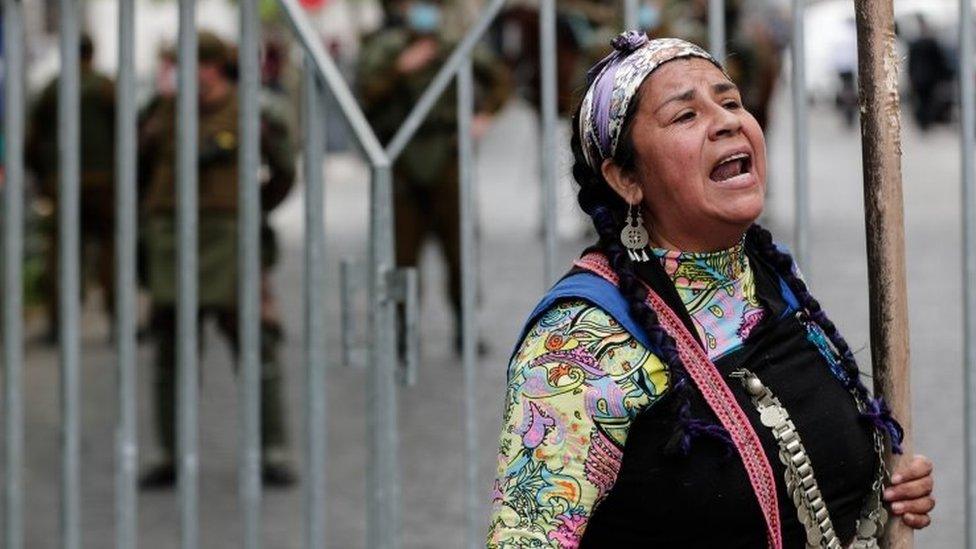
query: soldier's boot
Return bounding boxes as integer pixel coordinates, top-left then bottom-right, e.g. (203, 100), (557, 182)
(259, 325), (296, 488)
(260, 376), (295, 487)
(140, 312), (178, 489)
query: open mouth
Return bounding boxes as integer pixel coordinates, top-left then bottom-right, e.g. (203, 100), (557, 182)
(709, 152), (753, 183)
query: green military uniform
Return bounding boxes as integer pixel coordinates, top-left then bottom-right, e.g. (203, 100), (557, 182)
(139, 33), (296, 466)
(26, 64), (116, 335)
(357, 26), (509, 329)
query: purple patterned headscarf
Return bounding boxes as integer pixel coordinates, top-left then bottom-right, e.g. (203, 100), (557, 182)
(578, 32), (726, 172)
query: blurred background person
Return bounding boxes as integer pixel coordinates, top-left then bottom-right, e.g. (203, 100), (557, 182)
(907, 13), (954, 131)
(830, 17), (859, 129)
(492, 0), (616, 117)
(25, 33), (116, 345)
(137, 31), (297, 488)
(356, 0), (510, 354)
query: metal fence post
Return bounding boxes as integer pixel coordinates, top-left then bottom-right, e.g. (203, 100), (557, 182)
(623, 0), (639, 30)
(176, 1), (200, 546)
(339, 258), (361, 368)
(115, 0), (139, 547)
(708, 0), (725, 60)
(457, 57), (481, 549)
(961, 0), (976, 545)
(367, 164), (400, 549)
(792, 0), (810, 270)
(2, 1), (26, 547)
(58, 1), (82, 546)
(302, 57), (328, 549)
(238, 0), (263, 545)
(539, 0), (558, 285)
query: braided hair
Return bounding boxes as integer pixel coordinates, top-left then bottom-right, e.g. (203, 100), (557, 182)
(745, 225), (904, 453)
(570, 95), (904, 455)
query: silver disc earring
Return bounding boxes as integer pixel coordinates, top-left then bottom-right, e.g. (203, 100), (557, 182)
(620, 204), (650, 262)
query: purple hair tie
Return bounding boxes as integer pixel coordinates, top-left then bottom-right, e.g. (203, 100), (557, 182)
(611, 30), (649, 53)
(862, 397), (905, 454)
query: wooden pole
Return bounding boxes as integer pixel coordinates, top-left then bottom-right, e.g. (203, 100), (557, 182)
(853, 0), (914, 547)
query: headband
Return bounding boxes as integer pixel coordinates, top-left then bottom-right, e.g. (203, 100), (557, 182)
(578, 33), (726, 172)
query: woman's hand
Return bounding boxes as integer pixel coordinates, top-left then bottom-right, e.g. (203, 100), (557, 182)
(884, 455), (935, 529)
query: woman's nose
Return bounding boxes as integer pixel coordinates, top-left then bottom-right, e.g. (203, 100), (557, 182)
(709, 105), (742, 140)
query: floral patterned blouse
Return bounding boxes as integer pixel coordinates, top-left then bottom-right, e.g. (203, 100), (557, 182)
(653, 239), (765, 360)
(487, 241), (762, 547)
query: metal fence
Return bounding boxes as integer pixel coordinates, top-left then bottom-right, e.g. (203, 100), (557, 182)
(962, 0), (976, 546)
(4, 0), (969, 548)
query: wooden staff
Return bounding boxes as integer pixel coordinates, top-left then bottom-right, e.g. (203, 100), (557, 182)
(853, 0), (914, 547)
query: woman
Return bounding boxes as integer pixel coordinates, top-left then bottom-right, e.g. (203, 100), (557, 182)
(487, 34), (935, 548)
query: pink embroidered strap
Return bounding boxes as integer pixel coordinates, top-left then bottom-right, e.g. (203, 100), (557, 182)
(575, 254), (783, 549)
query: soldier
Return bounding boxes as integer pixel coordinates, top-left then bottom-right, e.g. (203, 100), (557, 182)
(26, 34), (116, 343)
(357, 0), (509, 353)
(907, 14), (954, 130)
(494, 0), (616, 116)
(138, 31), (297, 488)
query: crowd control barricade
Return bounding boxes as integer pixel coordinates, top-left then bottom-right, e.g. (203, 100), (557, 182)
(961, 0), (976, 546)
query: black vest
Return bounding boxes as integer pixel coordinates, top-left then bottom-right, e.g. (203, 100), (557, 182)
(578, 251), (878, 548)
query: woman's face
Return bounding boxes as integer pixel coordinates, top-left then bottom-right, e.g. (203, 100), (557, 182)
(624, 57), (766, 251)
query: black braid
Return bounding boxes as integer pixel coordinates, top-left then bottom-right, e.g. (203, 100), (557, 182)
(571, 99), (732, 455)
(745, 224), (904, 453)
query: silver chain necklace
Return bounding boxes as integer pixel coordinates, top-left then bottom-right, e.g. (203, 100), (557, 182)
(731, 368), (889, 549)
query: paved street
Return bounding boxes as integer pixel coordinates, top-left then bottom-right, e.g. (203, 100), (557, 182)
(7, 87), (967, 547)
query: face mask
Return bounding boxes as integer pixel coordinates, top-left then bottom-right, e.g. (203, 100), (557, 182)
(407, 2), (441, 34)
(638, 4), (661, 31)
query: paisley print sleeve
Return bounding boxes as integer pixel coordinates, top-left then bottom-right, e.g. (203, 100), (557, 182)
(487, 300), (669, 548)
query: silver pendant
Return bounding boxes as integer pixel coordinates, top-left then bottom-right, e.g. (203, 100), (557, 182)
(744, 375), (764, 397)
(857, 519), (877, 538)
(805, 523), (822, 544)
(874, 508), (888, 529)
(619, 205), (651, 263)
(732, 367), (887, 549)
(760, 405), (787, 428)
(621, 225), (648, 249)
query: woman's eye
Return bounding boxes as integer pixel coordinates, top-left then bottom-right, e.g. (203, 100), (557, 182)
(674, 111), (696, 123)
(723, 100), (741, 110)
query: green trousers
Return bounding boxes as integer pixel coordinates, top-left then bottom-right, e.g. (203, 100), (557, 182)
(150, 306), (288, 460)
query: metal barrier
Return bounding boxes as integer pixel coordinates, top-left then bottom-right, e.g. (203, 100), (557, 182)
(301, 53), (328, 549)
(58, 0), (83, 546)
(3, 0), (26, 548)
(176, 1), (201, 545)
(962, 0), (976, 546)
(115, 0), (139, 548)
(791, 0), (809, 269)
(0, 0), (832, 548)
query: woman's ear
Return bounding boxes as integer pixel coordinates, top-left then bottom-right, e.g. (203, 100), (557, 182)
(601, 159), (644, 206)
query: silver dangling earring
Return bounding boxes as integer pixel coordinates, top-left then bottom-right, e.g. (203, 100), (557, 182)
(620, 204), (651, 262)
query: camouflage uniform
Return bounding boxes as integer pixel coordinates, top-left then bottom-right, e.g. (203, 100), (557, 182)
(26, 59), (116, 335)
(356, 26), (509, 328)
(139, 33), (296, 466)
